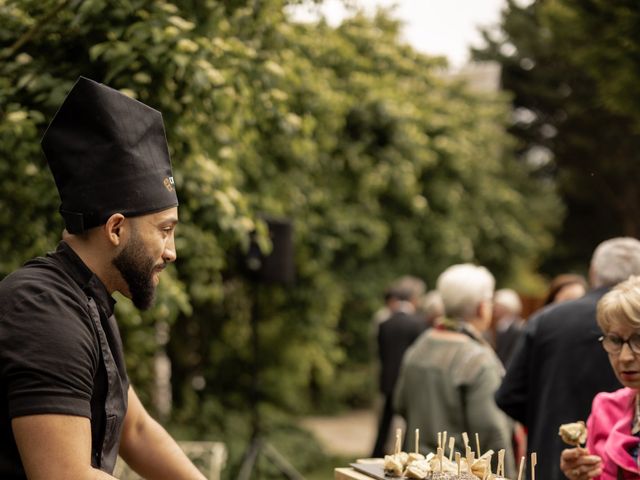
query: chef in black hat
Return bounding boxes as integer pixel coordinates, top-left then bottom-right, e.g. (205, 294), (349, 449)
(0, 77), (206, 479)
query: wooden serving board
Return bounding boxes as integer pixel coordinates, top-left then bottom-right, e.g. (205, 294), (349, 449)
(350, 462), (408, 480)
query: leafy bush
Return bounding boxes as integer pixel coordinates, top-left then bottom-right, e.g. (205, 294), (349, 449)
(0, 0), (559, 443)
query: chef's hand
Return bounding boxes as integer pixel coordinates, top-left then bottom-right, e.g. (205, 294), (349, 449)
(561, 447), (602, 479)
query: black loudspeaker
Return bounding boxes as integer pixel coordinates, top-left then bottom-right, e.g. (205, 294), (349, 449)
(247, 217), (295, 285)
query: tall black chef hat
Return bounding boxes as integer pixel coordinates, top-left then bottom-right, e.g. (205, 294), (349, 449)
(41, 76), (178, 234)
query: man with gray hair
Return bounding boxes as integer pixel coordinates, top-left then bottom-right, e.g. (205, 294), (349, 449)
(496, 237), (640, 480)
(394, 264), (515, 476)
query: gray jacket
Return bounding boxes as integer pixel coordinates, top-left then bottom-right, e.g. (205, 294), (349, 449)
(394, 328), (515, 477)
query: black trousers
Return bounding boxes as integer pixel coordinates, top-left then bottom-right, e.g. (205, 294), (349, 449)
(371, 394), (394, 458)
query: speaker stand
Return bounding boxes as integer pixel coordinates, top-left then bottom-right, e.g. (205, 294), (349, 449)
(237, 434), (305, 480)
(236, 281), (305, 480)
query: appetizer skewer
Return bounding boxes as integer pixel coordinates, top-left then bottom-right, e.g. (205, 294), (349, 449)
(517, 456), (525, 480)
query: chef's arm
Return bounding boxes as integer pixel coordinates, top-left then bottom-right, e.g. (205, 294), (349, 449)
(12, 414), (117, 480)
(118, 386), (206, 480)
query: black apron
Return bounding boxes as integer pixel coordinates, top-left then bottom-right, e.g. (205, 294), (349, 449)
(87, 298), (128, 473)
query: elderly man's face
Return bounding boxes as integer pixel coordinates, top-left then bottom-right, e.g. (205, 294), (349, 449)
(112, 207), (178, 310)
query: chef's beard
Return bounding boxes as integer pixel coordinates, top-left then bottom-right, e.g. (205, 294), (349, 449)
(112, 230), (159, 310)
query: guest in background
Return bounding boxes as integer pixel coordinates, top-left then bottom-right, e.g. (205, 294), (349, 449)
(544, 273), (588, 305)
(371, 276), (426, 457)
(493, 288), (526, 368)
(394, 264), (515, 476)
(496, 237), (640, 480)
(372, 276), (426, 326)
(418, 290), (445, 328)
(561, 275), (640, 479)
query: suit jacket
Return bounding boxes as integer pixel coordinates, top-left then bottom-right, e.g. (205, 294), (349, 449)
(377, 310), (425, 394)
(495, 288), (621, 480)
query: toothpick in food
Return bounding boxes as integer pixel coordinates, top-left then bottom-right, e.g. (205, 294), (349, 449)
(462, 432), (470, 452)
(466, 447), (475, 472)
(531, 452), (537, 480)
(448, 436), (455, 462)
(497, 449), (505, 477)
(517, 456), (525, 480)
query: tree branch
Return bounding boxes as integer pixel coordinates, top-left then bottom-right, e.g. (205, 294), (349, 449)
(1, 0), (73, 60)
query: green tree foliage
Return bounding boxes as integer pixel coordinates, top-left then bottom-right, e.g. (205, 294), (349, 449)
(474, 0), (640, 272)
(543, 0), (640, 128)
(0, 0), (558, 460)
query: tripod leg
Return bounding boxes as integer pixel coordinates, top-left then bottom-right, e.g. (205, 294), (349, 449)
(262, 441), (306, 480)
(237, 438), (262, 480)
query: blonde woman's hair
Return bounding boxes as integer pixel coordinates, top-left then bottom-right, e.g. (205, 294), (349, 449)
(597, 276), (640, 332)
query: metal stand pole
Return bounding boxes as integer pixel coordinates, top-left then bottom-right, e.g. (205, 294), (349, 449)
(236, 281), (305, 480)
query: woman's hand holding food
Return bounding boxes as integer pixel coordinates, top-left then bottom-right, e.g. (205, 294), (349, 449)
(560, 447), (602, 480)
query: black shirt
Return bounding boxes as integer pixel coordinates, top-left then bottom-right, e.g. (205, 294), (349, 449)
(0, 241), (129, 478)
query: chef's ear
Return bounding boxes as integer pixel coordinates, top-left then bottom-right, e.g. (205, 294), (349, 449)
(104, 213), (127, 246)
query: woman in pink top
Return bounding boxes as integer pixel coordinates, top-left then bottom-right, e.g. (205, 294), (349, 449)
(561, 276), (640, 479)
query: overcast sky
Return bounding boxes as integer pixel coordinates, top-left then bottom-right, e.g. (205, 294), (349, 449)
(289, 0), (508, 68)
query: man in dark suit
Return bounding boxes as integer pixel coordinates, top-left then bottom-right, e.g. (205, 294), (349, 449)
(371, 279), (426, 457)
(496, 237), (640, 480)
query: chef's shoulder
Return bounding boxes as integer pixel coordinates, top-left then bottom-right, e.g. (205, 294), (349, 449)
(0, 256), (96, 332)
